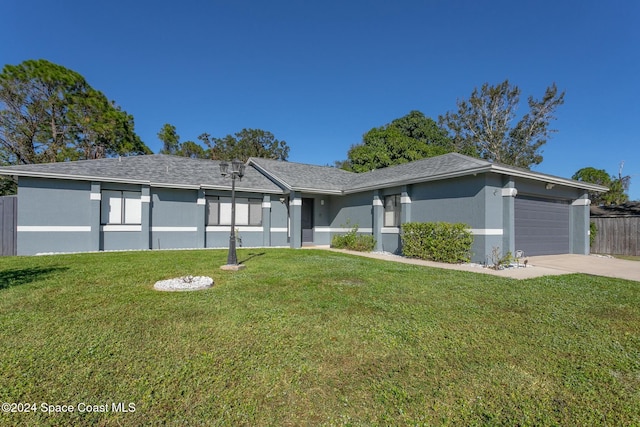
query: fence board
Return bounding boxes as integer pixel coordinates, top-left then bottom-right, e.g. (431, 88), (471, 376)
(592, 217), (640, 256)
(0, 196), (17, 256)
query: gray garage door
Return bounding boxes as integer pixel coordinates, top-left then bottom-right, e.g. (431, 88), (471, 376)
(514, 195), (570, 256)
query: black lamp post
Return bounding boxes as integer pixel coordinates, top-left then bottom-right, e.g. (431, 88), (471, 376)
(220, 159), (245, 269)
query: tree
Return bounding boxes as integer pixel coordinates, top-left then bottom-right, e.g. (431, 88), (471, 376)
(179, 140), (206, 159)
(209, 128), (289, 161)
(439, 80), (565, 169)
(0, 59), (149, 168)
(157, 123), (181, 155)
(341, 111), (453, 172)
(156, 124), (207, 159)
(572, 166), (630, 205)
(158, 127), (289, 162)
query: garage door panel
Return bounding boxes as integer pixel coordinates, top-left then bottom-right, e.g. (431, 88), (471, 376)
(515, 196), (569, 256)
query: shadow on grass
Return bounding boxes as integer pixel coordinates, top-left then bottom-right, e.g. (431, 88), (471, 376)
(239, 252), (266, 265)
(0, 266), (69, 290)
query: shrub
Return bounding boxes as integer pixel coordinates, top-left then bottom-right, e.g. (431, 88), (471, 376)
(489, 246), (512, 270)
(331, 223), (376, 252)
(401, 222), (473, 263)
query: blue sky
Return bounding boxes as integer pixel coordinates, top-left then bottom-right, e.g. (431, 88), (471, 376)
(3, 0), (639, 199)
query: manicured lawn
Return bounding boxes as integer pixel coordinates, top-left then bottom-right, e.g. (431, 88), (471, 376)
(1, 249), (639, 426)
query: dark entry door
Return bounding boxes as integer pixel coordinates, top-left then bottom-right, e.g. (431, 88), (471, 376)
(301, 198), (314, 243)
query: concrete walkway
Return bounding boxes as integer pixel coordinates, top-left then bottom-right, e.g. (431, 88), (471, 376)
(325, 248), (640, 282)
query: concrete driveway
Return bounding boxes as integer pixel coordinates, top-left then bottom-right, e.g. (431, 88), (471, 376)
(527, 254), (640, 282)
(324, 248), (640, 282)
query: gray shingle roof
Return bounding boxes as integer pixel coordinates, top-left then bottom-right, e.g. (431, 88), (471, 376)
(248, 157), (354, 193)
(0, 152), (607, 194)
(345, 153), (491, 192)
(0, 155), (283, 193)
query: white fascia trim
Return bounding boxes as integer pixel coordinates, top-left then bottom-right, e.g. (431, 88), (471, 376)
(572, 199), (591, 206)
(90, 192), (101, 201)
(206, 226), (264, 232)
(149, 182), (200, 189)
(101, 224), (142, 232)
(314, 227), (374, 233)
(201, 185), (284, 194)
(489, 165), (609, 193)
(18, 226), (91, 232)
(152, 226), (198, 232)
(469, 228), (503, 236)
(270, 227), (288, 232)
(0, 170), (149, 185)
(381, 227), (400, 234)
(501, 188), (518, 197)
(291, 187), (343, 195)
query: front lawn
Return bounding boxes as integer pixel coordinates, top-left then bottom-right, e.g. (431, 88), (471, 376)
(1, 249), (638, 426)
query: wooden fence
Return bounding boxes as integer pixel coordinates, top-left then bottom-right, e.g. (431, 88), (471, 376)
(0, 196), (17, 256)
(591, 217), (640, 256)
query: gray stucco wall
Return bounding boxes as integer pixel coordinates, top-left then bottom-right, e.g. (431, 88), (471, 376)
(329, 192), (373, 229)
(410, 175), (503, 263)
(150, 188), (200, 250)
(13, 168), (593, 259)
(326, 192), (374, 246)
(17, 177), (94, 255)
(269, 195), (289, 247)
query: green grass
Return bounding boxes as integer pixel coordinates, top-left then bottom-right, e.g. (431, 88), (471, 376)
(614, 255), (640, 262)
(1, 249), (639, 426)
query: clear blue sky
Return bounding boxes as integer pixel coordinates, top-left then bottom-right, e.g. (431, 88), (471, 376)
(3, 0), (639, 199)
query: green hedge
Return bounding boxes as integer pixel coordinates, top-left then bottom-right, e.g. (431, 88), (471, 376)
(331, 224), (376, 252)
(401, 222), (473, 263)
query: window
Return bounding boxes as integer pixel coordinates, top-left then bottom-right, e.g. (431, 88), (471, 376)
(101, 191), (141, 225)
(206, 196), (262, 226)
(384, 194), (401, 227)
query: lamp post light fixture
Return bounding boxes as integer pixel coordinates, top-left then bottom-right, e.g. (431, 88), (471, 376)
(220, 159), (246, 271)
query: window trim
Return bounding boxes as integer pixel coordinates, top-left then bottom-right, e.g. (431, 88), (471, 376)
(101, 190), (142, 225)
(384, 194), (401, 227)
(205, 196), (263, 226)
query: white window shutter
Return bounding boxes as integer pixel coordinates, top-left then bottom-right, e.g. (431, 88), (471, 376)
(123, 192), (141, 224)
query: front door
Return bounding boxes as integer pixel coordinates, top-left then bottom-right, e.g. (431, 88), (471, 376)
(301, 198), (314, 243)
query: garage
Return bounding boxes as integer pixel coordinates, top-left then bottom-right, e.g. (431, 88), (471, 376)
(515, 195), (570, 256)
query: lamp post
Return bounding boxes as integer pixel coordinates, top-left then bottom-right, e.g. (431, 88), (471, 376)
(220, 159), (246, 270)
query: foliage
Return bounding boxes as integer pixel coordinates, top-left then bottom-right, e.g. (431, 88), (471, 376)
(340, 111), (453, 172)
(488, 246), (513, 270)
(439, 80), (565, 169)
(573, 166), (630, 205)
(156, 123), (207, 159)
(401, 221), (473, 263)
(207, 128), (290, 161)
(1, 249), (639, 425)
(331, 223), (376, 252)
(0, 59), (150, 170)
(157, 123), (180, 155)
(157, 126), (290, 161)
(590, 221), (597, 247)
